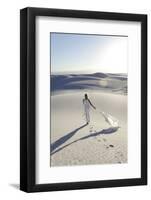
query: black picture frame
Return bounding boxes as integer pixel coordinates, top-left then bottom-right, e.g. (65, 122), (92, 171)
(20, 7), (147, 192)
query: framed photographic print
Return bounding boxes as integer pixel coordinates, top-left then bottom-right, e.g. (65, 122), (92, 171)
(20, 7), (147, 192)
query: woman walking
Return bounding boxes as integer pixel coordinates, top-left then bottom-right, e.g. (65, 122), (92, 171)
(83, 94), (96, 124)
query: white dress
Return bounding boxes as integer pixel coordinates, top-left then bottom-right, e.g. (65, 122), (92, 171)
(83, 99), (90, 123)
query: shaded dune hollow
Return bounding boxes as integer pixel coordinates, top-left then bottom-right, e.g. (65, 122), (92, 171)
(51, 72), (127, 95)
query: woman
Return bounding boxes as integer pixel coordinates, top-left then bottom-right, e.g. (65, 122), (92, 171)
(83, 93), (96, 124)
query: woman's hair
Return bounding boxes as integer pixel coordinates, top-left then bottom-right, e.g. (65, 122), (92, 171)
(85, 93), (88, 99)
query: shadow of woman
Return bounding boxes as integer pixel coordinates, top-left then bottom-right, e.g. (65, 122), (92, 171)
(51, 123), (87, 153)
(51, 126), (119, 155)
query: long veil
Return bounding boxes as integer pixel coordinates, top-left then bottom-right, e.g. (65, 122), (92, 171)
(99, 111), (119, 127)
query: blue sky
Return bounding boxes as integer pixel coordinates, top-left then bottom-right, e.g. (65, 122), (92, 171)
(50, 33), (128, 74)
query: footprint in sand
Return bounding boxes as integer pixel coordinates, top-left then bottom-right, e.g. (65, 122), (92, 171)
(105, 144), (114, 149)
(89, 126), (94, 133)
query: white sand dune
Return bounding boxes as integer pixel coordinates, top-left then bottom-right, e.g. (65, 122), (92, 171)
(50, 90), (127, 167)
(51, 72), (127, 95)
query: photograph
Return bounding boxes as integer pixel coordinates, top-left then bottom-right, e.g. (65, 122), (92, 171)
(50, 32), (128, 167)
(20, 7), (147, 192)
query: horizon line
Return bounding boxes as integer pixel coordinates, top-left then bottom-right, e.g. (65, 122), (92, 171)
(51, 71), (128, 75)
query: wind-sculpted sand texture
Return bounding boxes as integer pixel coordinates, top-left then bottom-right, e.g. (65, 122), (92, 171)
(51, 73), (127, 95)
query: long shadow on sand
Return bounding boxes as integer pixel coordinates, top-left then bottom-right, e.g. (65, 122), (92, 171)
(51, 123), (87, 153)
(51, 126), (119, 156)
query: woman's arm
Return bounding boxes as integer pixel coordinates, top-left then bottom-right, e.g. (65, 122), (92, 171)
(88, 99), (96, 109)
